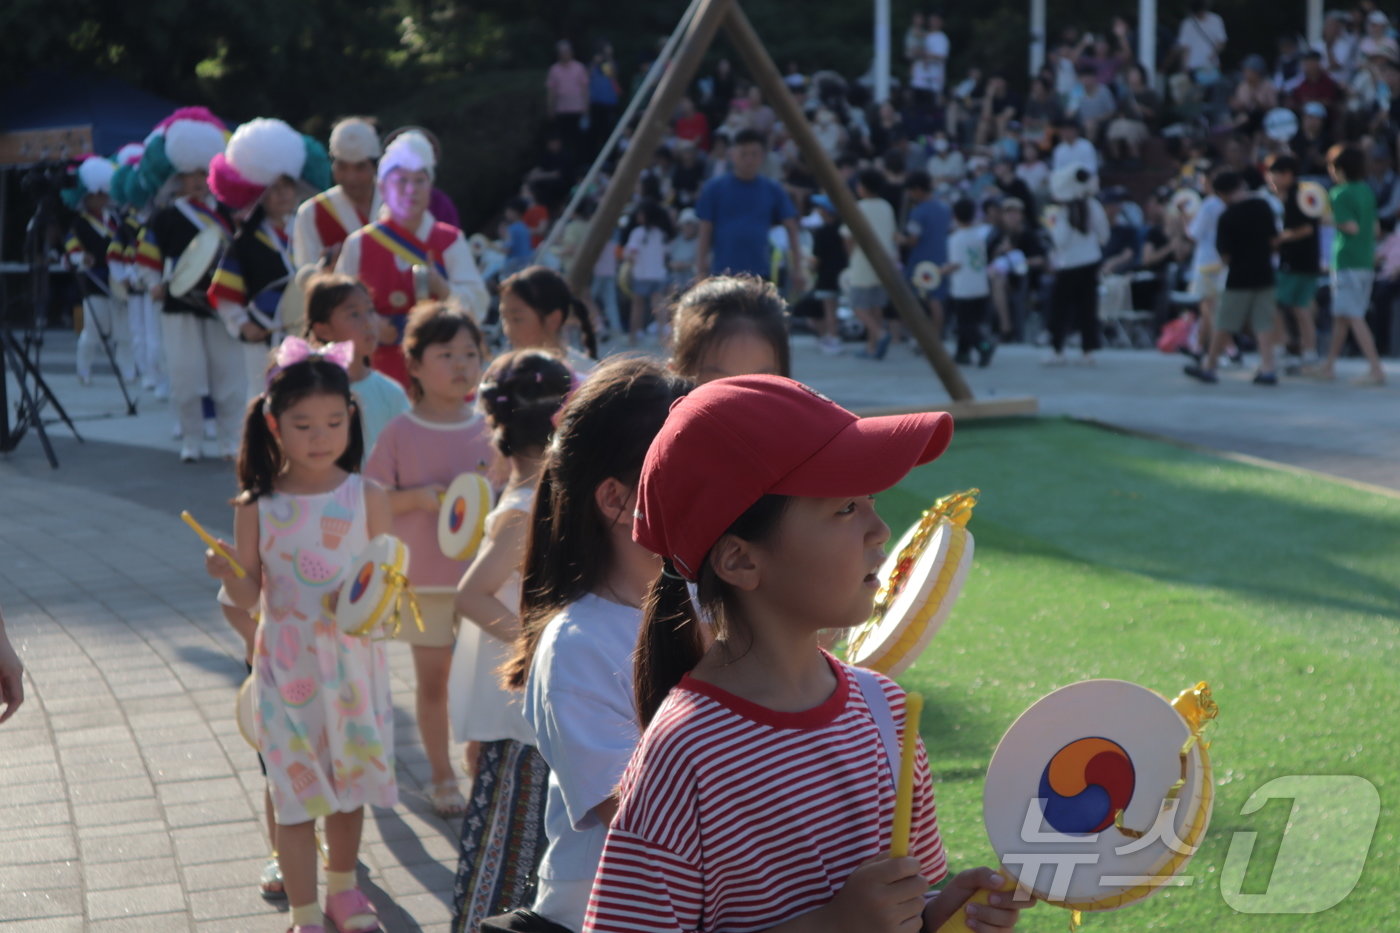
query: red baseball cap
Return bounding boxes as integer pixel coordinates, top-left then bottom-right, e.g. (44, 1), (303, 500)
(634, 376), (954, 580)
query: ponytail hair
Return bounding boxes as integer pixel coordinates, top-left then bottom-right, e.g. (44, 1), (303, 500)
(501, 264), (599, 360)
(635, 493), (789, 727)
(234, 358), (365, 503)
(478, 348), (573, 458)
(501, 357), (691, 690)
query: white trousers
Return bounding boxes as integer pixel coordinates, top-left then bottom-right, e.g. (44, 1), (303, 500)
(240, 342), (276, 403)
(160, 312), (246, 452)
(77, 295), (134, 381)
(127, 292), (166, 389)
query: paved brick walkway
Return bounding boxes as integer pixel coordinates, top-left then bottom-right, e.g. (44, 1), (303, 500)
(1, 329), (1396, 930)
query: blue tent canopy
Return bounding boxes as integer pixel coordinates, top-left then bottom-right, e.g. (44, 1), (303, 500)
(0, 70), (190, 158)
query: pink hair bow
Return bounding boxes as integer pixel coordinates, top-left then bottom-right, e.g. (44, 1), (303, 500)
(266, 337), (355, 385)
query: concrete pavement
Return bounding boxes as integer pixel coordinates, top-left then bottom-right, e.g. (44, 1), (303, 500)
(1, 328), (1396, 930)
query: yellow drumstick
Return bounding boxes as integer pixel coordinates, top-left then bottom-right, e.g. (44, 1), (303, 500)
(937, 876), (1019, 931)
(890, 691), (923, 858)
(181, 510), (246, 579)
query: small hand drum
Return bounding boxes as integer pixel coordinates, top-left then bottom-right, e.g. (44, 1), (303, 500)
(437, 472), (492, 560)
(235, 675), (257, 749)
(1167, 188), (1202, 223)
(1297, 181), (1331, 220)
(912, 261), (943, 294)
(979, 680), (1218, 918)
(337, 534), (413, 637)
(845, 490), (977, 677)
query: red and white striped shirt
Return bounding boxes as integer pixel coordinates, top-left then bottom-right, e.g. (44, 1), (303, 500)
(583, 653), (947, 933)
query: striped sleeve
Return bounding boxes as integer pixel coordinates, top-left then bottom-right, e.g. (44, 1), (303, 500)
(64, 233), (86, 268)
(208, 249), (247, 308)
(584, 824), (702, 933)
(134, 224), (163, 274)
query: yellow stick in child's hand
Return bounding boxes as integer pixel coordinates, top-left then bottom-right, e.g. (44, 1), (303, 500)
(890, 691), (923, 858)
(181, 510), (246, 578)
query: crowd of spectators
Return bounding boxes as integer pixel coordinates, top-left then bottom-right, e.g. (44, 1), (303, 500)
(484, 4), (1400, 375)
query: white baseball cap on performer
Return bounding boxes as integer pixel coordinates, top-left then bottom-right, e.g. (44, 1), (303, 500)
(329, 118), (382, 164)
(377, 131), (435, 183)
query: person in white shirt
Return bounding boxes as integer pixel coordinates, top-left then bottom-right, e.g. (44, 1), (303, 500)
(923, 14), (950, 95)
(1044, 165), (1110, 365)
(842, 169), (899, 359)
(926, 131), (967, 186)
(942, 197), (995, 367)
(292, 117), (383, 270)
(1176, 2), (1227, 75)
(1323, 10), (1360, 86)
(1186, 169), (1228, 358)
(623, 201), (673, 345)
(1051, 118), (1099, 175)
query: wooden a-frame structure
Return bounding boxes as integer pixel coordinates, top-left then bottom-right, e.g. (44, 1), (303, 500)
(565, 0), (1037, 413)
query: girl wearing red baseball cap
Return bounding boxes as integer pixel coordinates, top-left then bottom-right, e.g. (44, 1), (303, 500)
(584, 376), (1030, 933)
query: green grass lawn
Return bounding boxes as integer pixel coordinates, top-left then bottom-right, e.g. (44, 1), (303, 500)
(884, 418), (1398, 931)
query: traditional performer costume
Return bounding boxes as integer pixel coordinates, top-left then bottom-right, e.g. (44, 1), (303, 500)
(108, 142), (169, 397)
(336, 131), (487, 387)
(62, 156), (134, 385)
(292, 118), (383, 269)
(132, 109), (245, 461)
(206, 117), (333, 398)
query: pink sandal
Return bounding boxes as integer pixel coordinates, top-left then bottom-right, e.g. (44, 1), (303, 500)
(325, 888), (381, 933)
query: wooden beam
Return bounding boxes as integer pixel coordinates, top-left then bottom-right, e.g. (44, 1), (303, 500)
(720, 4), (975, 401)
(565, 0), (733, 296)
(852, 396), (1039, 420)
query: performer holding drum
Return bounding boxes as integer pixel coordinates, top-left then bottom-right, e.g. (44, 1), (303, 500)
(207, 117), (332, 400)
(294, 117), (383, 270)
(133, 108), (244, 461)
(586, 376), (1029, 933)
(336, 131), (488, 388)
(62, 155), (132, 386)
(364, 302), (495, 818)
(202, 344), (395, 933)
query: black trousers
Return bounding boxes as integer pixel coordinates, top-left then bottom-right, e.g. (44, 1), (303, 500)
(1049, 262), (1101, 354)
(949, 296), (989, 357)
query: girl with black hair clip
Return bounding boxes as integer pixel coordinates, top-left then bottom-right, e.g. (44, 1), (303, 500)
(448, 349), (574, 932)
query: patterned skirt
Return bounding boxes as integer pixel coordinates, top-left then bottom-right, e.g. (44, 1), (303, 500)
(451, 739), (551, 933)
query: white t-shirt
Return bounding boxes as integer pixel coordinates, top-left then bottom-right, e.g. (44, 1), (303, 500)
(524, 593), (643, 933)
(625, 226), (668, 282)
(841, 197), (898, 289)
(1176, 12), (1227, 71)
(1017, 160), (1051, 198)
(1052, 138), (1099, 175)
(924, 31), (950, 91)
(947, 226), (991, 299)
(448, 484), (536, 744)
(926, 150), (966, 183)
(1188, 195), (1227, 269)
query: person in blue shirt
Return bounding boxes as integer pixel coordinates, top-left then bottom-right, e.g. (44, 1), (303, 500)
(694, 129), (805, 292)
(501, 197), (534, 277)
(901, 170), (952, 327)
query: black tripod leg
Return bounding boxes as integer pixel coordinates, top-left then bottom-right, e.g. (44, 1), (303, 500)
(2, 336), (58, 467)
(6, 330), (81, 441)
(85, 296), (138, 415)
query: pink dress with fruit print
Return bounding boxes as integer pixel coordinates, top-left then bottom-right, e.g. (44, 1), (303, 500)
(252, 473), (397, 823)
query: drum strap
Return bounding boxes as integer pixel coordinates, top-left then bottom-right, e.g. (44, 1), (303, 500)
(852, 667), (901, 795)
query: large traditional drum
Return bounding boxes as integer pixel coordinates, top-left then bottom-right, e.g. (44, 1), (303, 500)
(169, 226), (224, 300)
(976, 680), (1218, 922)
(336, 534), (419, 637)
(437, 472), (492, 560)
(845, 490), (976, 677)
